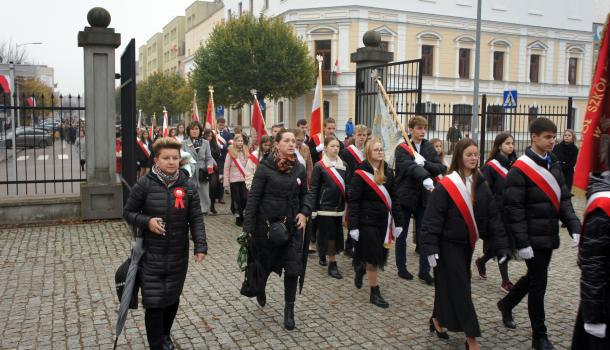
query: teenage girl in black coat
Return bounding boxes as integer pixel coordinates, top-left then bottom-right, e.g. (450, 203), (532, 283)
(419, 138), (510, 350)
(553, 129), (579, 192)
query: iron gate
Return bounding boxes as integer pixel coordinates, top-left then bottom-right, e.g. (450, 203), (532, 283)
(120, 38), (137, 203)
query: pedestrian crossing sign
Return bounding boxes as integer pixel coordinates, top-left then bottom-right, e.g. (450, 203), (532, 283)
(503, 90), (518, 109)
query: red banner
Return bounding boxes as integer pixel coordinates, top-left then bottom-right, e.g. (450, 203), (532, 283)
(251, 97), (267, 145)
(574, 17), (610, 189)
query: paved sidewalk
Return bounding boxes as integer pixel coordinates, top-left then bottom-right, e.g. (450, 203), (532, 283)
(0, 197), (585, 349)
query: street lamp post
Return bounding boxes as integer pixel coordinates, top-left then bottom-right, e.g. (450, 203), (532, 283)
(471, 0), (482, 142)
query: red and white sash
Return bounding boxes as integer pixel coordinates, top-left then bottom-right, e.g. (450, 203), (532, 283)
(399, 142), (415, 157)
(216, 132), (227, 149)
(346, 145), (364, 164)
(487, 159), (508, 178)
(439, 172), (479, 249)
(513, 155), (561, 212)
(230, 152), (248, 178)
(585, 191), (610, 218)
(355, 169), (395, 247)
(320, 161), (346, 197)
(248, 150), (260, 166)
(137, 139), (151, 158)
(434, 174), (444, 182)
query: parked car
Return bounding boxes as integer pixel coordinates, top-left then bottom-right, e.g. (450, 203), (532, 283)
(37, 120), (61, 132)
(0, 127), (53, 149)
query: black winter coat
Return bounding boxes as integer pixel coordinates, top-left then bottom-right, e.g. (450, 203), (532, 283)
(394, 139), (447, 210)
(348, 161), (404, 230)
(481, 152), (517, 214)
(577, 175), (610, 324)
(504, 147), (581, 250)
(309, 161), (346, 213)
(123, 170), (207, 309)
(419, 173), (510, 257)
(136, 140), (154, 169)
(553, 141), (579, 173)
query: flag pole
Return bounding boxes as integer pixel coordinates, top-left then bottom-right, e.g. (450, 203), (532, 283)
(208, 85), (216, 131)
(316, 55), (324, 140)
(372, 71), (418, 155)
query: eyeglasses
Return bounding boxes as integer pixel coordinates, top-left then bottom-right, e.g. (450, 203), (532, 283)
(372, 148), (384, 153)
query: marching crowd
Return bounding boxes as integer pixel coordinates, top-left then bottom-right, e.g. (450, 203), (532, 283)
(123, 115), (610, 350)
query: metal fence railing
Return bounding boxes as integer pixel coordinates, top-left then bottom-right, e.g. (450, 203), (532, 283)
(0, 93), (86, 197)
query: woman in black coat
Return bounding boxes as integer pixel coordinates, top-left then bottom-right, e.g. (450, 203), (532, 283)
(476, 132), (517, 293)
(553, 129), (579, 192)
(348, 138), (404, 309)
(136, 128), (154, 177)
(242, 129), (312, 331)
(204, 129), (222, 215)
(309, 136), (347, 278)
(572, 174), (610, 349)
(419, 138), (510, 350)
(123, 137), (208, 350)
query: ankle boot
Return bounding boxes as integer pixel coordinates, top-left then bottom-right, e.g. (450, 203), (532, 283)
(328, 261), (343, 279)
(284, 302), (295, 330)
(354, 263), (365, 289)
(370, 286), (389, 308)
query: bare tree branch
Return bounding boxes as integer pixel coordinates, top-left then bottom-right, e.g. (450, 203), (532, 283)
(0, 41), (30, 64)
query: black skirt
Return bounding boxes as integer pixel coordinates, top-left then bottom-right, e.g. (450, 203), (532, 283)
(353, 224), (388, 268)
(316, 215), (344, 256)
(433, 240), (481, 337)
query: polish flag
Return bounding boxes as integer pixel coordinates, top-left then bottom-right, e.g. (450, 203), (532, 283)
(137, 109), (142, 130)
(192, 92), (200, 122)
(25, 97), (36, 107)
(310, 77), (322, 137)
(162, 107), (169, 137)
(205, 95), (215, 130)
(251, 95), (267, 145)
(334, 58), (341, 76)
(0, 75), (11, 94)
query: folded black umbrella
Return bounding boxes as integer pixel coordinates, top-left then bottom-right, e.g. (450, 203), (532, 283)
(298, 226), (310, 294)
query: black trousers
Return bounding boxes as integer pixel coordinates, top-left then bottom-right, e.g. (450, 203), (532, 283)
(501, 249), (552, 337)
(145, 301), (179, 350)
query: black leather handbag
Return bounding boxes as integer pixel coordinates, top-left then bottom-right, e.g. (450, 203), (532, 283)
(265, 216), (290, 246)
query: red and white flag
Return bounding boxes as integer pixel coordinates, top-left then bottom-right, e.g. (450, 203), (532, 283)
(162, 107), (169, 137)
(192, 92), (200, 122)
(205, 93), (215, 130)
(574, 17), (610, 189)
(0, 75), (10, 94)
(251, 95), (267, 145)
(25, 97), (36, 107)
(334, 58), (341, 76)
(310, 65), (323, 137)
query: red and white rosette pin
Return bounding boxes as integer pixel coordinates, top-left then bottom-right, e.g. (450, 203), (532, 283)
(173, 188), (185, 209)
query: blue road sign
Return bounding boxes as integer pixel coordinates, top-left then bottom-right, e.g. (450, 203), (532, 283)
(216, 105), (224, 116)
(503, 90), (518, 109)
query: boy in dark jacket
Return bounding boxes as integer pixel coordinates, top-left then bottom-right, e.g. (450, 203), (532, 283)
(393, 116), (446, 284)
(497, 117), (581, 350)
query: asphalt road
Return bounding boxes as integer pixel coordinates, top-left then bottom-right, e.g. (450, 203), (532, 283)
(0, 140), (84, 197)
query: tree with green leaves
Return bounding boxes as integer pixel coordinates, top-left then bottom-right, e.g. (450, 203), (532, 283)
(136, 72), (192, 124)
(191, 13), (315, 110)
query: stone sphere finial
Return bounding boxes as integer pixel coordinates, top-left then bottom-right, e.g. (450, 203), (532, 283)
(87, 7), (111, 28)
(363, 30), (381, 47)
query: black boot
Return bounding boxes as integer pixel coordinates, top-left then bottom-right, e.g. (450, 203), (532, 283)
(319, 256), (327, 266)
(284, 302), (295, 330)
(370, 286), (389, 308)
(497, 300), (516, 329)
(256, 292), (266, 307)
(354, 263), (365, 289)
(162, 335), (175, 350)
(532, 335), (556, 350)
(328, 261), (343, 279)
(236, 216), (243, 227)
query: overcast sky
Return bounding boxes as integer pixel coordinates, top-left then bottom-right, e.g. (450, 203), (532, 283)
(2, 0), (196, 95)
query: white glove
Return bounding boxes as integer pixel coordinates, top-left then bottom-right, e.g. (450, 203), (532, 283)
(427, 254), (439, 268)
(393, 227), (403, 238)
(518, 246), (534, 260)
(315, 143), (325, 153)
(414, 153), (426, 167)
(572, 233), (580, 248)
(349, 229), (360, 241)
(584, 323), (607, 338)
(423, 178), (434, 191)
(311, 212), (318, 219)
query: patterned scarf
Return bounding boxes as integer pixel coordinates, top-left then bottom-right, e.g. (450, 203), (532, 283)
(273, 149), (296, 173)
(191, 137), (203, 151)
(152, 164), (179, 186)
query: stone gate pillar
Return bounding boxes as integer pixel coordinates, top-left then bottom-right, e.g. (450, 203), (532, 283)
(78, 7), (123, 219)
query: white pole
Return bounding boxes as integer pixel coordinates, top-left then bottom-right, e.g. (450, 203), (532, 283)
(9, 63), (17, 176)
(471, 0), (482, 141)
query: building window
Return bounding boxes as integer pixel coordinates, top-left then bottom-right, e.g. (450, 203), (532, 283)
(459, 48), (470, 79)
(422, 45), (434, 76)
(323, 101), (330, 120)
(493, 51), (504, 81)
(416, 102), (438, 131)
(237, 108), (243, 126)
(530, 54), (540, 83)
(238, 2), (243, 15)
(278, 101), (284, 123)
(452, 104), (472, 131)
(486, 105), (504, 131)
(568, 57), (578, 85)
(228, 9), (232, 18)
(315, 40), (332, 85)
(380, 41), (389, 51)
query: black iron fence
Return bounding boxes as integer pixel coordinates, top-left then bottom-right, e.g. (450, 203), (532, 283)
(0, 93), (86, 197)
(399, 94), (574, 161)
